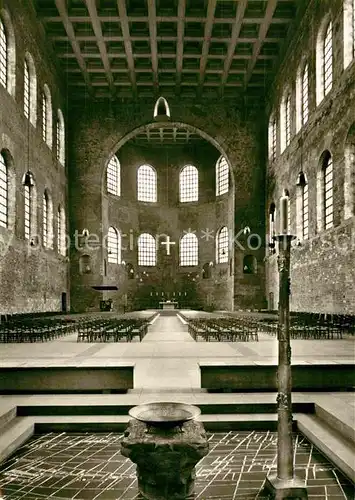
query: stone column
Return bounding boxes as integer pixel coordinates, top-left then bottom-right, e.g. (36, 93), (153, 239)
(121, 419), (209, 500)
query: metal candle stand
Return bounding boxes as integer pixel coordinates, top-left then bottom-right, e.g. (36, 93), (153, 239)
(263, 234), (308, 499)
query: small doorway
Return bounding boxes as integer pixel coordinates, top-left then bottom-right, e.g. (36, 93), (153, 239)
(61, 292), (67, 313)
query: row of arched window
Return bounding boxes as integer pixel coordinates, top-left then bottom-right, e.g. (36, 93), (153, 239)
(269, 0), (355, 161)
(269, 145), (355, 241)
(106, 155), (229, 202)
(107, 227), (229, 266)
(0, 152), (66, 254)
(0, 10), (65, 164)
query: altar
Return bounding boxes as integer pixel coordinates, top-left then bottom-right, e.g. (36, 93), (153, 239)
(159, 300), (178, 310)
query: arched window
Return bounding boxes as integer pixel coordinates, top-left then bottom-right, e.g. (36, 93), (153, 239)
(0, 16), (8, 89)
(216, 226), (228, 263)
(316, 19), (333, 104)
(43, 192), (49, 248)
(280, 91), (292, 152)
(107, 226), (121, 264)
(268, 115), (277, 162)
(23, 171), (36, 240)
(296, 172), (309, 240)
(180, 165), (198, 202)
(42, 85), (53, 148)
(296, 62), (309, 131)
(216, 156), (229, 195)
(24, 53), (37, 125)
(138, 233), (156, 266)
(344, 123), (355, 219)
(56, 109), (65, 165)
(107, 155), (120, 196)
(180, 233), (198, 266)
(0, 152), (8, 228)
(317, 152), (333, 231)
(57, 204), (66, 256)
(153, 96), (170, 118)
(0, 10), (15, 96)
(137, 165), (157, 202)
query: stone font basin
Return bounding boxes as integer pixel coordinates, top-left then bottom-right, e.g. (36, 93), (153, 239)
(128, 402), (201, 429)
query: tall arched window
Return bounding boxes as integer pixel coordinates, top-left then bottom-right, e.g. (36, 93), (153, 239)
(42, 84), (53, 148)
(180, 165), (198, 202)
(106, 155), (120, 196)
(24, 53), (37, 125)
(57, 205), (66, 256)
(297, 173), (309, 240)
(280, 91), (292, 153)
(317, 152), (334, 231)
(137, 165), (157, 202)
(43, 192), (49, 248)
(344, 0), (355, 68)
(317, 19), (333, 104)
(107, 226), (121, 264)
(296, 62), (309, 131)
(23, 172), (36, 240)
(180, 233), (198, 266)
(268, 115), (277, 162)
(216, 156), (229, 195)
(56, 109), (65, 165)
(0, 152), (8, 228)
(138, 233), (156, 266)
(216, 226), (228, 263)
(0, 10), (15, 96)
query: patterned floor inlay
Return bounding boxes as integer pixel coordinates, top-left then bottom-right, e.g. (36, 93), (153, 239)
(0, 431), (353, 499)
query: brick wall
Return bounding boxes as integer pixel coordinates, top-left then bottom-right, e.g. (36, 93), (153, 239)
(0, 0), (68, 314)
(266, 0), (355, 313)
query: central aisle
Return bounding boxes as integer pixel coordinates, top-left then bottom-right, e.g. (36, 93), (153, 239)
(134, 312), (199, 390)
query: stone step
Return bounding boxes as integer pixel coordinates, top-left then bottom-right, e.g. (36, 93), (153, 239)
(0, 404), (16, 430)
(297, 414), (355, 483)
(314, 399), (355, 445)
(0, 417), (35, 464)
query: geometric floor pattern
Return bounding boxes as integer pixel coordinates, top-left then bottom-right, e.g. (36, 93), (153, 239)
(0, 431), (353, 499)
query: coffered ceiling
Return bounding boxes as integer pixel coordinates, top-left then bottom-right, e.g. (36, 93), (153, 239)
(34, 0), (303, 102)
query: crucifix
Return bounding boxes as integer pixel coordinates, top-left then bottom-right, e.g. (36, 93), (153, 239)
(161, 235), (175, 255)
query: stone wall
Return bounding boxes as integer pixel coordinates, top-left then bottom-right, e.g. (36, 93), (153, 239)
(0, 0), (68, 314)
(69, 100), (266, 312)
(266, 0), (355, 313)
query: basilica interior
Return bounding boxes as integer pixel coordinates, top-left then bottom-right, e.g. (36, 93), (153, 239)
(0, 0), (354, 498)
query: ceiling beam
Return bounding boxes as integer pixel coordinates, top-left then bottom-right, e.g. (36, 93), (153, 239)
(220, 0), (248, 93)
(54, 0), (92, 94)
(197, 0), (217, 97)
(175, 0), (186, 95)
(84, 0), (115, 97)
(244, 0), (278, 88)
(117, 0), (137, 98)
(147, 0), (159, 93)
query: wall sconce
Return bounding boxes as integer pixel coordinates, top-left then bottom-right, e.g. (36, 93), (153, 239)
(121, 260), (126, 266)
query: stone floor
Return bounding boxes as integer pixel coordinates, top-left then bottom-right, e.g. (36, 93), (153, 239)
(0, 431), (353, 499)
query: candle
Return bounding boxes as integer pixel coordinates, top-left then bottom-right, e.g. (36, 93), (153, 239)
(280, 195), (289, 234)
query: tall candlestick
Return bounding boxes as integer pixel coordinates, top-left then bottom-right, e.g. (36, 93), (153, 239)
(280, 195), (289, 234)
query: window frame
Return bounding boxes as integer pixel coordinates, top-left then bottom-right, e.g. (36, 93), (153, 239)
(179, 165), (198, 203)
(216, 226), (229, 264)
(137, 164), (157, 203)
(138, 233), (156, 266)
(106, 155), (121, 196)
(179, 232), (198, 266)
(216, 156), (229, 195)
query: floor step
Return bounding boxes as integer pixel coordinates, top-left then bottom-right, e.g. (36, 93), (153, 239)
(315, 400), (355, 445)
(297, 413), (355, 483)
(0, 417), (35, 464)
(0, 404), (16, 430)
(33, 413), (281, 432)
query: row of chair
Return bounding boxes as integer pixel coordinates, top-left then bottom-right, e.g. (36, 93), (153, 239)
(76, 317), (150, 342)
(186, 316), (259, 342)
(0, 317), (76, 342)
